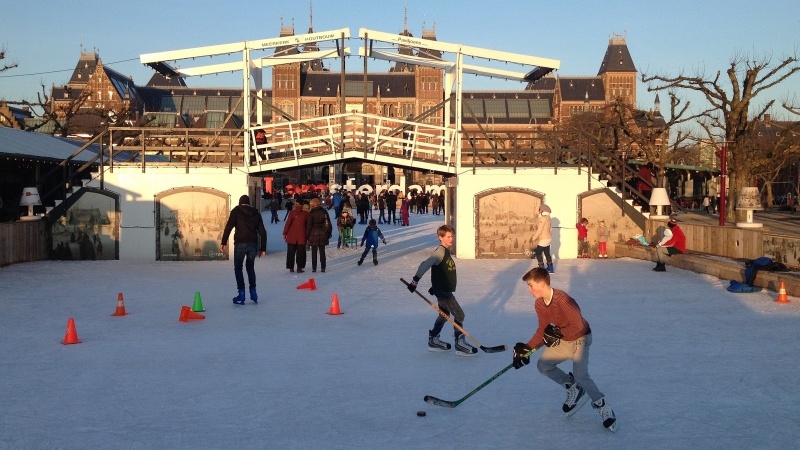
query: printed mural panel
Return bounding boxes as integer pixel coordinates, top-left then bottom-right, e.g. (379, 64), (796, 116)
(51, 189), (119, 260)
(579, 190), (646, 257)
(475, 189), (543, 259)
(155, 188), (228, 261)
(763, 234), (800, 267)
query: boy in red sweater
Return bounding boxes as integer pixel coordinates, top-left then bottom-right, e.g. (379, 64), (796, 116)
(512, 267), (617, 432)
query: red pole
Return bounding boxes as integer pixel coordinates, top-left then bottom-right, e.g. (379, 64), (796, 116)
(715, 144), (727, 226)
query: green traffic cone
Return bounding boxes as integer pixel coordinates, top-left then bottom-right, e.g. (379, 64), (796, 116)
(191, 291), (206, 312)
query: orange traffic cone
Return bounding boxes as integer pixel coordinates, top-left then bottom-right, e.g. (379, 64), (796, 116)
(61, 317), (81, 345)
(326, 293), (343, 315)
(179, 305), (206, 322)
(297, 278), (317, 290)
(775, 281), (790, 304)
(111, 292), (128, 316)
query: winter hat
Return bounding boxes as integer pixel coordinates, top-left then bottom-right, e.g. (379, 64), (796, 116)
(539, 204), (551, 214)
(239, 195), (250, 205)
(668, 218), (678, 227)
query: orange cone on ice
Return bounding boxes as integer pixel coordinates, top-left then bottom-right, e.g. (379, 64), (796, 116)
(297, 278), (317, 290)
(326, 293), (343, 315)
(179, 305), (205, 322)
(61, 317), (81, 345)
(111, 292), (129, 316)
(775, 281), (790, 304)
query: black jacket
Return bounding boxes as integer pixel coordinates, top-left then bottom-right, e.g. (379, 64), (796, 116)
(221, 204), (267, 252)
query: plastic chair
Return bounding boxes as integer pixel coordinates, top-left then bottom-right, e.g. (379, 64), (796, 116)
(341, 227), (358, 248)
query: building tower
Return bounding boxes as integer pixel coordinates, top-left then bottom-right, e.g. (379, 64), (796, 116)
(597, 34), (637, 106)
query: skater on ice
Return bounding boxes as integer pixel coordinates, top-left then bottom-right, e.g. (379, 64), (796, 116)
(407, 224), (477, 356)
(512, 267), (617, 431)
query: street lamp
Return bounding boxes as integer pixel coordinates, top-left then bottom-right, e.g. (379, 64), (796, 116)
(714, 143), (729, 227)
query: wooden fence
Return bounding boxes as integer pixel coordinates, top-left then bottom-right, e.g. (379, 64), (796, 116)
(645, 220), (800, 268)
(0, 220), (47, 267)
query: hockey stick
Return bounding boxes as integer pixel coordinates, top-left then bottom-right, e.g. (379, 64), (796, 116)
(424, 348), (537, 408)
(400, 278), (507, 353)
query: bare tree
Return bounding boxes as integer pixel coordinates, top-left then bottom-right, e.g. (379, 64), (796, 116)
(610, 92), (702, 188)
(642, 51), (800, 221)
(739, 120), (800, 207)
(1, 45), (18, 72)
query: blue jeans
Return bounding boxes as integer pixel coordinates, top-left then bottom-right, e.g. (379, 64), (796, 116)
(233, 243), (258, 290)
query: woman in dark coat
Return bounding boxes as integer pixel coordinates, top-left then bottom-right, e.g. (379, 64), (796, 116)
(305, 197), (333, 272)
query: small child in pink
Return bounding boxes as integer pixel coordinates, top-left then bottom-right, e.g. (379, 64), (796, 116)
(597, 220), (609, 258)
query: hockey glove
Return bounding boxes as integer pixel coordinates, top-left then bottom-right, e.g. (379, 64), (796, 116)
(543, 324), (563, 347)
(407, 276), (420, 293)
(512, 342), (532, 369)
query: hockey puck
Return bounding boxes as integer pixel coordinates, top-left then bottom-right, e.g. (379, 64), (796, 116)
(416, 411), (426, 417)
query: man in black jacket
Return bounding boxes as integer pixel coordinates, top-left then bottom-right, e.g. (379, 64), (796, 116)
(221, 195), (267, 305)
(385, 190), (399, 225)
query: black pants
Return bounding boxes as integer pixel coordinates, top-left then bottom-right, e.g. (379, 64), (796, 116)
(286, 243), (306, 270)
(310, 245), (327, 271)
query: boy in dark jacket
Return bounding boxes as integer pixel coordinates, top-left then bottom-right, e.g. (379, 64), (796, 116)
(220, 195), (267, 305)
(406, 225), (477, 356)
(357, 219), (386, 266)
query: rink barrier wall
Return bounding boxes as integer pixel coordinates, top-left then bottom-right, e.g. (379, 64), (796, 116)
(614, 242), (800, 297)
(0, 220), (47, 267)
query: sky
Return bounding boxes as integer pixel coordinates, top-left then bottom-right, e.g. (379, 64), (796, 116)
(1, 213), (799, 449)
(1, 0), (799, 122)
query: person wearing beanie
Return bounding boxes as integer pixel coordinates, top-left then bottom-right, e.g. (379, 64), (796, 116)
(221, 194), (267, 304)
(530, 204), (554, 273)
(649, 218), (686, 272)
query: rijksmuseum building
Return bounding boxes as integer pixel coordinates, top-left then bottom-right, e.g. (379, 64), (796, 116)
(28, 19), (641, 190)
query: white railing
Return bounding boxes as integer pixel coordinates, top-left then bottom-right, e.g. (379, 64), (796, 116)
(249, 113), (457, 166)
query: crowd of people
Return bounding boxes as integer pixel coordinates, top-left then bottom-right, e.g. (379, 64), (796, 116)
(219, 192), (623, 432)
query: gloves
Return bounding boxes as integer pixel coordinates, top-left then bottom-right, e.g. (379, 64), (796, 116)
(407, 276), (420, 293)
(382, 239), (387, 244)
(543, 324), (563, 347)
(512, 342), (532, 369)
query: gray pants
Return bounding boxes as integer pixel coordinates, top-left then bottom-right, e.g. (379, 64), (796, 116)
(653, 245), (681, 263)
(536, 332), (604, 402)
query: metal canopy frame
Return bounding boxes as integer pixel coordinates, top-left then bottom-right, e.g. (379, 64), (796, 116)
(140, 28), (351, 165)
(139, 27), (560, 171)
(357, 28), (560, 169)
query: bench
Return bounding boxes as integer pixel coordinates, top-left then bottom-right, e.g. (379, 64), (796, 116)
(613, 242), (800, 297)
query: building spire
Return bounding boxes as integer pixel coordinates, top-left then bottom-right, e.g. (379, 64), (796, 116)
(403, 3), (408, 33)
(309, 1), (313, 31)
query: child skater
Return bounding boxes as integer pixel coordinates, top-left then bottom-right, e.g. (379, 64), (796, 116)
(512, 267), (617, 431)
(407, 225), (477, 356)
(576, 217), (589, 258)
(596, 220), (609, 258)
(357, 219), (387, 266)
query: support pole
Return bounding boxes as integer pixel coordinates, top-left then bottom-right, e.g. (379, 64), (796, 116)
(716, 144), (728, 227)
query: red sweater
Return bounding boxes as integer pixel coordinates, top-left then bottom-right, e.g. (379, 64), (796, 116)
(663, 225), (687, 253)
(527, 288), (590, 348)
